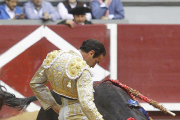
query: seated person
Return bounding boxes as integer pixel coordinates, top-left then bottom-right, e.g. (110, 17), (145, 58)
(57, 0), (92, 21)
(23, 0), (60, 21)
(0, 0), (25, 19)
(91, 0), (124, 19)
(58, 6), (92, 28)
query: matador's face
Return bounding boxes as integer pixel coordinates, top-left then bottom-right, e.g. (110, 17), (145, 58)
(85, 51), (104, 68)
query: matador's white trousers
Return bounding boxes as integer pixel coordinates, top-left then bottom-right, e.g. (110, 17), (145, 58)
(58, 98), (88, 120)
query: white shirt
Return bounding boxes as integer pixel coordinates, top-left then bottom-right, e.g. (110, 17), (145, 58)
(57, 2), (92, 21)
(33, 8), (43, 18)
(5, 5), (15, 19)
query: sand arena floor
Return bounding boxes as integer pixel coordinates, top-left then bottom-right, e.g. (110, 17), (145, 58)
(0, 111), (39, 120)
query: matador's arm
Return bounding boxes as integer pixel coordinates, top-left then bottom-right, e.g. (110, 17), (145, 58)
(77, 70), (104, 120)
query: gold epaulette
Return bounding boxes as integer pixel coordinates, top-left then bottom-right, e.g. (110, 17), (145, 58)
(43, 50), (62, 68)
(66, 57), (92, 80)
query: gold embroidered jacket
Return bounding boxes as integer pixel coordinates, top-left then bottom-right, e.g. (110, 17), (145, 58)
(30, 50), (103, 120)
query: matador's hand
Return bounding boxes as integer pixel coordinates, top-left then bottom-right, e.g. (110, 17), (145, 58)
(51, 103), (62, 115)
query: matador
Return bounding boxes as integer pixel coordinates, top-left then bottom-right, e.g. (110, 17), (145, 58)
(30, 39), (106, 120)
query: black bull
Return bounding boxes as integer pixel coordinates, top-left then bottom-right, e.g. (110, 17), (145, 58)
(37, 80), (148, 120)
(1, 80), (149, 120)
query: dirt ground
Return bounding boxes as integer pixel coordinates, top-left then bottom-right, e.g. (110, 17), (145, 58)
(0, 111), (39, 120)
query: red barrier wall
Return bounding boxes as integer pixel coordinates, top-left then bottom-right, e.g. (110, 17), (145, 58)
(0, 25), (110, 118)
(117, 25), (180, 104)
(0, 24), (180, 119)
(117, 25), (180, 119)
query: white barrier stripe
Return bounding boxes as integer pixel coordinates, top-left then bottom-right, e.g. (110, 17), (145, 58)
(0, 80), (40, 112)
(107, 24), (117, 79)
(0, 26), (44, 68)
(140, 103), (180, 111)
(44, 26), (77, 51)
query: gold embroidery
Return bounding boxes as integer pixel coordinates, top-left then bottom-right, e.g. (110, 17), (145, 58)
(44, 51), (90, 99)
(66, 57), (89, 79)
(44, 50), (61, 67)
(67, 81), (71, 88)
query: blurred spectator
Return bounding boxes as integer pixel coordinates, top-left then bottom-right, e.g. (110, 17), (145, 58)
(91, 0), (124, 19)
(0, 0), (25, 19)
(23, 0), (60, 21)
(57, 0), (91, 21)
(58, 6), (92, 28)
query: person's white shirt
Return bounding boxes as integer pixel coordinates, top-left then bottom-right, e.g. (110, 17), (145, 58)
(33, 8), (43, 18)
(5, 5), (15, 19)
(57, 2), (92, 21)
